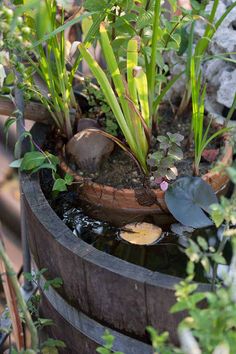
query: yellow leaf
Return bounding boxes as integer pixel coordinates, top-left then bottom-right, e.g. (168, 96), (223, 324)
(120, 222), (162, 245)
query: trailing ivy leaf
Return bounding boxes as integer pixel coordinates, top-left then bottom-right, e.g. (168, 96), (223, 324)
(14, 131), (34, 158)
(46, 153), (59, 166)
(42, 338), (66, 348)
(3, 116), (16, 136)
(5, 71), (15, 85)
(64, 173), (73, 185)
(9, 158), (23, 168)
(52, 178), (67, 192)
(35, 318), (54, 328)
(165, 177), (217, 228)
(30, 163), (57, 174)
(42, 348), (58, 354)
(44, 277), (63, 290)
(20, 151), (46, 171)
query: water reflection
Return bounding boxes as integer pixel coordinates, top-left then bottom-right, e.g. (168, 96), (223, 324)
(62, 206), (232, 283)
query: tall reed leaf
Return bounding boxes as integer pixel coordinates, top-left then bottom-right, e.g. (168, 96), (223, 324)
(190, 56), (229, 175)
(78, 25), (151, 173)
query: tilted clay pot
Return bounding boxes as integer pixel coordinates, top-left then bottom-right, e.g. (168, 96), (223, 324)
(59, 131), (232, 226)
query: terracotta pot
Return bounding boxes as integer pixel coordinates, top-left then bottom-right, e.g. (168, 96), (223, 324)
(59, 133), (233, 226)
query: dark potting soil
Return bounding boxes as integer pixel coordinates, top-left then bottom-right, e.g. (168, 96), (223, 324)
(40, 169), (232, 284)
(71, 105), (222, 189)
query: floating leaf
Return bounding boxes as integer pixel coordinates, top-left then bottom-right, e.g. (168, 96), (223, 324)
(120, 222), (162, 245)
(165, 177), (218, 228)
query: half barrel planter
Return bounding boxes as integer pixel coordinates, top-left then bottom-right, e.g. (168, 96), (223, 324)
(22, 124), (210, 353)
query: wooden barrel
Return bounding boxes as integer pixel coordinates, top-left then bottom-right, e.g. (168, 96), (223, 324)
(22, 124), (210, 353)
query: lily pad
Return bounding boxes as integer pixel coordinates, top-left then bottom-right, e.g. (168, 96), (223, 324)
(165, 177), (218, 228)
(120, 222), (162, 245)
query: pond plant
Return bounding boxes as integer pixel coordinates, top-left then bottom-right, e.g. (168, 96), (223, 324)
(1, 0), (235, 230)
(1, 1), (236, 352)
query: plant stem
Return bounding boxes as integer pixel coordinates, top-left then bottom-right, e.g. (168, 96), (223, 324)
(148, 0), (161, 118)
(0, 238), (39, 351)
(211, 228), (229, 292)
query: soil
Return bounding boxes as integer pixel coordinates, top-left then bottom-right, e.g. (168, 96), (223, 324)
(70, 103), (222, 189)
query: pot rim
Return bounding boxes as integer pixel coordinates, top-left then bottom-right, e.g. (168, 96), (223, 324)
(59, 130), (233, 197)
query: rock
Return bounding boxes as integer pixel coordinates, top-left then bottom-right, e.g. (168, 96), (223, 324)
(205, 94), (225, 124)
(77, 117), (99, 132)
(165, 0), (236, 124)
(220, 6), (236, 28)
(211, 28), (236, 59)
(203, 59), (233, 87)
(66, 119), (114, 173)
(163, 52), (186, 101)
(217, 69), (236, 108)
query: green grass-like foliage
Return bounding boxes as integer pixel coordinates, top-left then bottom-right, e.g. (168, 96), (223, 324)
(190, 56), (229, 175)
(79, 23), (151, 173)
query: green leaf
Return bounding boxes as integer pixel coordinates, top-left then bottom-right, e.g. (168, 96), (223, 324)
(211, 253), (226, 265)
(226, 167), (236, 184)
(20, 151), (46, 171)
(85, 0), (108, 12)
(43, 277), (63, 290)
(32, 12), (96, 48)
(42, 347), (58, 354)
(52, 178), (67, 192)
(9, 158), (23, 168)
(43, 338), (66, 347)
(197, 236), (208, 251)
(170, 300), (189, 313)
(30, 163), (57, 174)
(201, 256), (210, 273)
(189, 292), (206, 306)
(4, 116), (16, 134)
(210, 203), (224, 227)
(64, 173), (73, 185)
(5, 71), (15, 85)
(96, 348), (110, 354)
(23, 272), (33, 281)
(46, 153), (59, 166)
(36, 318), (54, 327)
